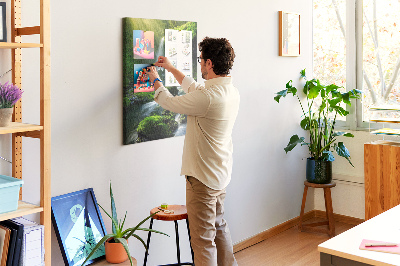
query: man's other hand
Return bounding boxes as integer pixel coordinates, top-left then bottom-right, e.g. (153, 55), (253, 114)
(143, 66), (160, 83)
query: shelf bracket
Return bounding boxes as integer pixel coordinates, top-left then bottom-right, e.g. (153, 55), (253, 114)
(17, 26), (40, 36)
(16, 131), (41, 138)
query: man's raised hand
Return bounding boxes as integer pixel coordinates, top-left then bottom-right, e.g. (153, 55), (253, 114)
(154, 56), (175, 72)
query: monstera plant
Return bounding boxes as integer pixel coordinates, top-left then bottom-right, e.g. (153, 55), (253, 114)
(274, 69), (362, 183)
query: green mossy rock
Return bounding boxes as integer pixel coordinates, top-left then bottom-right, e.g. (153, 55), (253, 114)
(137, 115), (178, 142)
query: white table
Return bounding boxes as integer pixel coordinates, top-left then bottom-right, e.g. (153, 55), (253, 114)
(318, 204), (400, 266)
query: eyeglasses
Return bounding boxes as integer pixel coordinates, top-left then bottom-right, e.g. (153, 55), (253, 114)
(197, 56), (203, 63)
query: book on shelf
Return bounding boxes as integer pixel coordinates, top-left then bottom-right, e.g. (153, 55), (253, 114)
(370, 128), (400, 135)
(0, 220), (23, 266)
(11, 217), (44, 266)
(0, 222), (16, 266)
(0, 218), (44, 266)
(0, 225), (11, 266)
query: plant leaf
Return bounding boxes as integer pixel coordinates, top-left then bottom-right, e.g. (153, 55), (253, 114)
(325, 84), (339, 94)
(114, 238), (133, 266)
(288, 86), (297, 95)
(120, 211), (127, 231)
(335, 142), (354, 167)
(274, 95), (282, 103)
(285, 80), (297, 95)
(349, 89), (362, 99)
(123, 211), (160, 239)
(333, 131), (354, 138)
(300, 117), (310, 130)
(286, 80), (292, 89)
(284, 135), (305, 153)
(303, 79), (317, 94)
(332, 131), (345, 137)
(110, 182), (118, 234)
(321, 151), (335, 162)
(81, 234), (114, 266)
(274, 89), (288, 103)
(341, 92), (351, 105)
(136, 227), (170, 236)
(321, 87), (326, 98)
(275, 81), (298, 103)
(98, 204), (120, 236)
(300, 69), (306, 78)
(335, 142), (350, 157)
(123, 225), (170, 240)
(328, 97), (342, 108)
(131, 234), (148, 250)
(307, 85), (320, 99)
(331, 106), (349, 116)
(318, 101), (326, 113)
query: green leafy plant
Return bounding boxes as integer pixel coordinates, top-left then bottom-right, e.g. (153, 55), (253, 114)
(274, 69), (362, 166)
(81, 183), (168, 266)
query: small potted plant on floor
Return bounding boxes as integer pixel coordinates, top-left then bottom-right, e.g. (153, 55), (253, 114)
(274, 69), (362, 183)
(81, 183), (168, 266)
(0, 82), (23, 127)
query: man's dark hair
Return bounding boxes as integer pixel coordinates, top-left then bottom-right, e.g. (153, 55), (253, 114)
(199, 37), (235, 75)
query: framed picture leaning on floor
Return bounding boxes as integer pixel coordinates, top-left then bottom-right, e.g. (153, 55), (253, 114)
(51, 188), (107, 266)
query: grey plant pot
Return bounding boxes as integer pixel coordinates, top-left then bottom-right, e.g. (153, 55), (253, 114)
(306, 158), (332, 184)
(0, 108), (13, 127)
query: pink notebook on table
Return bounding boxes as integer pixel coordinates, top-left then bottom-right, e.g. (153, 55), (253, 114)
(359, 239), (400, 255)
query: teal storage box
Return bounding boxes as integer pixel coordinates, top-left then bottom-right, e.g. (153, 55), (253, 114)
(0, 175), (24, 214)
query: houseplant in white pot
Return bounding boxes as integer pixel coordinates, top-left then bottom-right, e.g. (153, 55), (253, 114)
(81, 183), (168, 266)
(0, 82), (23, 127)
(274, 69), (362, 183)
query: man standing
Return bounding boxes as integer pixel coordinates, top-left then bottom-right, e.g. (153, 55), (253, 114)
(145, 37), (239, 266)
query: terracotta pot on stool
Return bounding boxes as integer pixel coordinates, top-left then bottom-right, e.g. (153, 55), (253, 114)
(105, 238), (128, 264)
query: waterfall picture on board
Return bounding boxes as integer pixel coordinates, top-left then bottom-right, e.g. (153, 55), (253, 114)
(123, 17), (197, 145)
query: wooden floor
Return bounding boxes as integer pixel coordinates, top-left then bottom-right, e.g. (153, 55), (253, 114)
(234, 217), (354, 266)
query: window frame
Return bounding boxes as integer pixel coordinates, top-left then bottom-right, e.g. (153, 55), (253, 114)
(315, 0), (400, 131)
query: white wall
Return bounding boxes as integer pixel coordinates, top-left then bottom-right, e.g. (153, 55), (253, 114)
(1, 0), (315, 265)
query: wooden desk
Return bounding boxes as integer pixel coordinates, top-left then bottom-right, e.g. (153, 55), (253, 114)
(318, 204), (400, 265)
(91, 257), (137, 266)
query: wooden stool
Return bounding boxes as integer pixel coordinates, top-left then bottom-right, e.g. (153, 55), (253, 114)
(143, 205), (194, 266)
(298, 181), (336, 237)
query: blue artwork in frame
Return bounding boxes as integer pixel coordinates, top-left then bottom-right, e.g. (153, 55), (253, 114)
(51, 188), (107, 266)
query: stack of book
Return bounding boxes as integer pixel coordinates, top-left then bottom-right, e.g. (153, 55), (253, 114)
(0, 218), (44, 266)
(370, 128), (400, 135)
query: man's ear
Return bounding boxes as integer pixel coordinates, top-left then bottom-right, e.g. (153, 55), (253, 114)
(206, 59), (213, 69)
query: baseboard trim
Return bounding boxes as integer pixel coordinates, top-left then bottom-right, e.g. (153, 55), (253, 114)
(233, 210), (315, 253)
(233, 210), (365, 253)
(314, 210), (364, 225)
